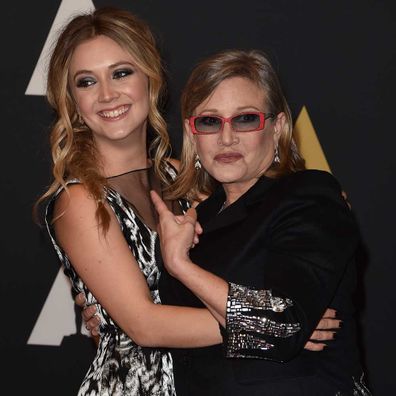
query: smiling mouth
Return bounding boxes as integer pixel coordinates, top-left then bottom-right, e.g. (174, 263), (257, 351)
(98, 105), (130, 120)
(214, 152), (243, 163)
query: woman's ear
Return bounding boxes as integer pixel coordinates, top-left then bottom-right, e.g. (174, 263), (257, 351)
(184, 118), (196, 146)
(184, 118), (192, 134)
(273, 112), (286, 145)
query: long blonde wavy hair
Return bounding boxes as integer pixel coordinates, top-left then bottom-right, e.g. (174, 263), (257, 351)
(169, 49), (305, 202)
(35, 7), (171, 231)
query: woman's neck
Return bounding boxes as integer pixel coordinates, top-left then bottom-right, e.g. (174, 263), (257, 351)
(222, 177), (260, 207)
(102, 154), (150, 177)
(95, 135), (149, 177)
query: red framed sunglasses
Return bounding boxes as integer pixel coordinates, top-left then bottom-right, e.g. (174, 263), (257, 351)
(189, 112), (275, 134)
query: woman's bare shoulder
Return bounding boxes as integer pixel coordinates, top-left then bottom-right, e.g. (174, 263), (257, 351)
(53, 183), (96, 219)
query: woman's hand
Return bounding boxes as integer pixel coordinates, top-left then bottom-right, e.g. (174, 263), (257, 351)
(341, 190), (351, 209)
(304, 308), (340, 351)
(150, 190), (202, 276)
(75, 293), (101, 337)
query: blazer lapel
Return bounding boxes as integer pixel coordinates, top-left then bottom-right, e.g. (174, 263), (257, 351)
(197, 176), (277, 234)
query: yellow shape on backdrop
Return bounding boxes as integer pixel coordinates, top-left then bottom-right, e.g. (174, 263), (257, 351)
(293, 106), (331, 173)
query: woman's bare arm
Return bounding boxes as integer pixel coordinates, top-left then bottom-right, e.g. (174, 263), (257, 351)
(54, 184), (221, 348)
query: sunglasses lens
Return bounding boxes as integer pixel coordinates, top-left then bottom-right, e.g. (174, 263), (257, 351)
(231, 113), (261, 131)
(194, 116), (222, 133)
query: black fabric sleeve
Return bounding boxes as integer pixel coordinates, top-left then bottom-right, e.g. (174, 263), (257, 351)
(222, 171), (359, 362)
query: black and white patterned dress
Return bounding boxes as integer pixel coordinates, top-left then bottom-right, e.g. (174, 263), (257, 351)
(45, 163), (183, 395)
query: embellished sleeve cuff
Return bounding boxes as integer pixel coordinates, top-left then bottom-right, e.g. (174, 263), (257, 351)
(224, 282), (301, 359)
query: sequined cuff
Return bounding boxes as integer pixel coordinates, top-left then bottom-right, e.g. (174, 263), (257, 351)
(225, 283), (301, 358)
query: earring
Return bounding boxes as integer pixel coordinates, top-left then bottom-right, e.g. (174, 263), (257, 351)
(274, 146), (280, 163)
(78, 114), (85, 126)
(194, 154), (202, 170)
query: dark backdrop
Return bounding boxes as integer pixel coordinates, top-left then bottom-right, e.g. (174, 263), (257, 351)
(1, 0), (394, 394)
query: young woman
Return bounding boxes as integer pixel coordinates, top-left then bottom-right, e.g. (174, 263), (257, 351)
(38, 7), (221, 395)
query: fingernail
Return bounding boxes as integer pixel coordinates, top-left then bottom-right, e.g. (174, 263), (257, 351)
(338, 321), (343, 328)
(332, 332), (337, 340)
(88, 306), (96, 315)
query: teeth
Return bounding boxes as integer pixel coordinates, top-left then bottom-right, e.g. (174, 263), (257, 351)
(100, 106), (128, 118)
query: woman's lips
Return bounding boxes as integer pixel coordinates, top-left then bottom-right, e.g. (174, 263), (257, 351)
(98, 104), (131, 121)
(214, 152), (243, 163)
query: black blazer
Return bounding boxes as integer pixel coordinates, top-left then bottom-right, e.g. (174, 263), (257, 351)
(160, 170), (366, 395)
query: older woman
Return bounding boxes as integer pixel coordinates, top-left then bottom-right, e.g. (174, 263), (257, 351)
(152, 49), (371, 395)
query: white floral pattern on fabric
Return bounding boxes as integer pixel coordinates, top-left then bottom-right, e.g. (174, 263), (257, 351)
(45, 164), (183, 395)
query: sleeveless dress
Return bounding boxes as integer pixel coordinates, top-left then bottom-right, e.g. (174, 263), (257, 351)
(45, 163), (185, 396)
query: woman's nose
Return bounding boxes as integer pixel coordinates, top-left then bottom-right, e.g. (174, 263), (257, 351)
(218, 121), (239, 146)
(98, 81), (119, 103)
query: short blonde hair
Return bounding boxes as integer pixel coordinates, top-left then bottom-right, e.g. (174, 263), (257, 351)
(170, 49), (305, 202)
